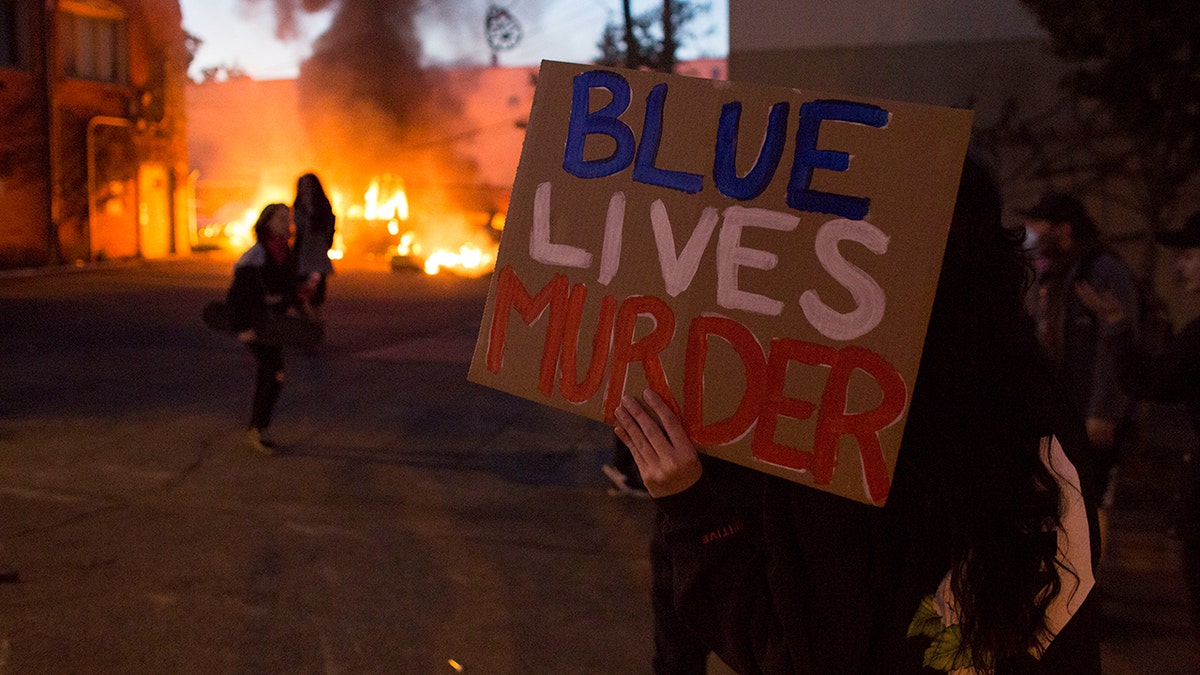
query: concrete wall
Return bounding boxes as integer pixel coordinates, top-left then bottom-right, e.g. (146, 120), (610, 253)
(726, 0), (1066, 206)
(730, 0), (1042, 51)
(725, 0), (1199, 320)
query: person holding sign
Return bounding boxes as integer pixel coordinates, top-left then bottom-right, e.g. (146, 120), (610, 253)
(614, 157), (1102, 674)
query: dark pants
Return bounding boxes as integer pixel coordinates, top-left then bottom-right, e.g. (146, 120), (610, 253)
(300, 274), (328, 308)
(248, 342), (284, 430)
(651, 510), (709, 675)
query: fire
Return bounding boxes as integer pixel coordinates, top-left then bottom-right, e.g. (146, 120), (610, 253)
(395, 213), (498, 278)
(355, 175), (409, 221)
(424, 242), (495, 277)
(202, 184), (295, 251)
(201, 174), (498, 277)
(397, 230), (421, 257)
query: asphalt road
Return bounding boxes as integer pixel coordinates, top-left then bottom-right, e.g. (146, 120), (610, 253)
(0, 254), (1195, 673)
(0, 254), (674, 674)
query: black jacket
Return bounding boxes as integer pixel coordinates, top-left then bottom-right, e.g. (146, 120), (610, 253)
(1107, 317), (1200, 443)
(655, 456), (1102, 674)
(226, 243), (296, 333)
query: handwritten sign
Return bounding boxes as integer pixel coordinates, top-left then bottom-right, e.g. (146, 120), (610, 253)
(469, 61), (973, 505)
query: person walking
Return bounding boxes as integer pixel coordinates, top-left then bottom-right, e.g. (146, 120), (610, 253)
(614, 156), (1102, 674)
(1077, 211), (1200, 638)
(292, 173), (336, 321)
(1022, 192), (1140, 553)
(228, 203), (297, 454)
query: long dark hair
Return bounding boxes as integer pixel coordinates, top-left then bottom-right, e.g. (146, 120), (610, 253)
(293, 172), (334, 233)
(894, 154), (1077, 667)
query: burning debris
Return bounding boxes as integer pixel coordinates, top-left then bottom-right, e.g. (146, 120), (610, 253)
(212, 0), (508, 276)
(202, 173), (500, 277)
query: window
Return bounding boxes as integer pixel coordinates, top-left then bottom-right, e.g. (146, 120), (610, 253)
(59, 0), (128, 83)
(0, 0), (31, 70)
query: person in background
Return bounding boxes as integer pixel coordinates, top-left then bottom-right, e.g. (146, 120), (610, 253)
(614, 156), (1102, 674)
(292, 173), (336, 322)
(1022, 192), (1139, 554)
(228, 203), (296, 454)
(1077, 211), (1200, 638)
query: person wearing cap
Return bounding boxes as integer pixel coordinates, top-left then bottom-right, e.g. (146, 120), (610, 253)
(1022, 192), (1139, 545)
(1077, 211), (1200, 637)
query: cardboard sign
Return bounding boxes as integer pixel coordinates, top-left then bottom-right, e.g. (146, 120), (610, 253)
(469, 61), (973, 505)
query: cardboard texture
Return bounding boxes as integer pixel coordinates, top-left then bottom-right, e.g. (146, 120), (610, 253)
(469, 61), (973, 505)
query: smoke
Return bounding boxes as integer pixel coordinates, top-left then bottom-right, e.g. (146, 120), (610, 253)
(245, 0), (482, 210)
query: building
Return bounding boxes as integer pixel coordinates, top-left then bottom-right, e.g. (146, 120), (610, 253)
(0, 0), (192, 270)
(186, 59), (727, 246)
(727, 0), (1200, 315)
(728, 0), (1061, 202)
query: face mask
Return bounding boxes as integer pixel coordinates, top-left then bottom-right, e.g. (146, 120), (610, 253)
(268, 211), (291, 238)
(1023, 226), (1040, 252)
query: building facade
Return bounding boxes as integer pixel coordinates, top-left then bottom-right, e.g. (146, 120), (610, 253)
(0, 0), (191, 269)
(727, 0), (1062, 204)
(727, 0), (1200, 317)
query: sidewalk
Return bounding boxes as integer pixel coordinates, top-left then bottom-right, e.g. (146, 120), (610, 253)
(1099, 401), (1200, 673)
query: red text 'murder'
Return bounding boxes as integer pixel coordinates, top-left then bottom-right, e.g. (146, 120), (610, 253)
(484, 264), (908, 504)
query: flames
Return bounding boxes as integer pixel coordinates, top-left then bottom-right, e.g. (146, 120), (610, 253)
(424, 243), (493, 275)
(202, 175), (499, 277)
(347, 175), (409, 221)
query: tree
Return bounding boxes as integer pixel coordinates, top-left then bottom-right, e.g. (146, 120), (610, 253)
(996, 1), (1200, 277)
(594, 1), (711, 73)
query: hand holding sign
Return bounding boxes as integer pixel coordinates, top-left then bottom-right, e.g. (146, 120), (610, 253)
(470, 61), (974, 505)
(614, 389), (703, 497)
(470, 63), (1100, 670)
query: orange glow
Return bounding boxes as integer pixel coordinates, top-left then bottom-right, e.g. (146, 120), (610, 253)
(203, 173), (498, 276)
(359, 175), (409, 221)
(423, 242), (495, 277)
(396, 230), (422, 257)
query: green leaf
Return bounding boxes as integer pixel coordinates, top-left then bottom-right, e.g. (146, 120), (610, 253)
(907, 595), (944, 639)
(923, 624), (975, 672)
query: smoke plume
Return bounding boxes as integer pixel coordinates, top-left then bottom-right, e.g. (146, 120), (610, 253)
(246, 0), (479, 210)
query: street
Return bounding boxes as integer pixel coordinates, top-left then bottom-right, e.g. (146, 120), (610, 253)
(0, 255), (665, 673)
(0, 255), (1196, 673)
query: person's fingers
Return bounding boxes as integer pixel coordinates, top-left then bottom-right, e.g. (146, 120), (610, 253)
(613, 424), (631, 448)
(643, 389), (693, 453)
(617, 391), (704, 498)
(614, 404), (652, 468)
(621, 394), (673, 457)
(613, 423), (643, 468)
